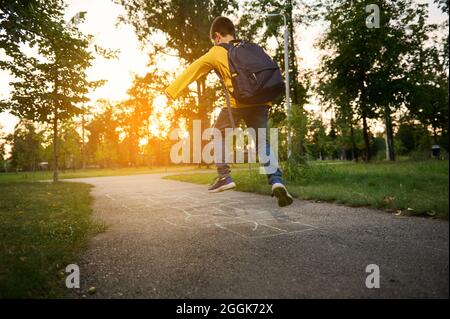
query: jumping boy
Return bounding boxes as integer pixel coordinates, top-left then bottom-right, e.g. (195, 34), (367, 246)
(165, 16), (293, 207)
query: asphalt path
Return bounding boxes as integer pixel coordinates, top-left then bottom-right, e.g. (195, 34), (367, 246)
(68, 173), (449, 298)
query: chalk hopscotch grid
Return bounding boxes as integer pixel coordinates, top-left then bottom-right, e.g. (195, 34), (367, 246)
(105, 191), (318, 239)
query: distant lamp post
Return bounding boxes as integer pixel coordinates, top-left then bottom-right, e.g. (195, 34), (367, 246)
(267, 12), (291, 158)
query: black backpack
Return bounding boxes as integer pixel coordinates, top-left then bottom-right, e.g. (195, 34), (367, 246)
(218, 40), (285, 105)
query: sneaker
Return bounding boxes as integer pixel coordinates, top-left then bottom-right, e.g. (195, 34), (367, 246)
(208, 176), (236, 193)
(271, 183), (293, 207)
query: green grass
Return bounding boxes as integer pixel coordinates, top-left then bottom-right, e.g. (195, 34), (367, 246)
(0, 165), (205, 183)
(0, 164), (212, 298)
(0, 180), (105, 298)
(0, 161), (446, 298)
(165, 160), (449, 219)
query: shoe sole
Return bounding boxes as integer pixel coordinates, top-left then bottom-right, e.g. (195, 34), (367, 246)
(208, 182), (236, 193)
(272, 186), (294, 207)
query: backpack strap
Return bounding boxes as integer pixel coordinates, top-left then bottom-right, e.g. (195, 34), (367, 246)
(215, 41), (244, 129)
(217, 39), (242, 51)
(217, 43), (231, 51)
(214, 69), (236, 130)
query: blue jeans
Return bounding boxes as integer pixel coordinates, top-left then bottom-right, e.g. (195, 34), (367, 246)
(213, 105), (284, 185)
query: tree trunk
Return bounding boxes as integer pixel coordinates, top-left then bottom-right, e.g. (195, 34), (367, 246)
(287, 3), (305, 158)
(350, 123), (357, 161)
(82, 111), (86, 169)
(433, 126), (438, 144)
(362, 112), (371, 162)
(384, 105), (395, 161)
(53, 106), (59, 182)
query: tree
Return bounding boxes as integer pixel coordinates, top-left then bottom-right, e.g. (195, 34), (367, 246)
(395, 121), (430, 155)
(238, 0), (310, 160)
(317, 0), (439, 161)
(58, 120), (82, 170)
(0, 125), (7, 171)
(116, 73), (157, 166)
(85, 101), (120, 167)
(0, 1), (100, 181)
(308, 117), (328, 160)
(405, 1), (449, 150)
(6, 120), (44, 171)
(118, 0), (238, 143)
(316, 76), (360, 161)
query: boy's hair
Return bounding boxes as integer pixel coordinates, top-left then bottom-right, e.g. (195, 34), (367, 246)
(210, 16), (236, 39)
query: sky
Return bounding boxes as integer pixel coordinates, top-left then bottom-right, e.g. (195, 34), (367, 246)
(0, 0), (447, 135)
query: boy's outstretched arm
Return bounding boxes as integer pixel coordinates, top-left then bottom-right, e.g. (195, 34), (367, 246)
(165, 49), (215, 99)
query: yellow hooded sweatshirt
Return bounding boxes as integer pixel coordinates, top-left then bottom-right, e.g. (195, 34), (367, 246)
(165, 45), (270, 108)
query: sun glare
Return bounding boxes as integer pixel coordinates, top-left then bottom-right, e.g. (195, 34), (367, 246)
(147, 95), (190, 139)
(148, 94), (171, 139)
(153, 95), (168, 111)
